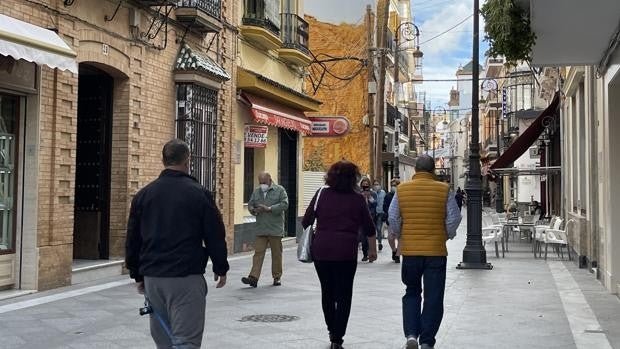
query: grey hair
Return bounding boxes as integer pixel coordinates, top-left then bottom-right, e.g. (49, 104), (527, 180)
(162, 139), (190, 167)
(415, 154), (435, 173)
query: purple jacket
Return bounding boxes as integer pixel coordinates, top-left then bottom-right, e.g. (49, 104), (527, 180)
(302, 187), (376, 261)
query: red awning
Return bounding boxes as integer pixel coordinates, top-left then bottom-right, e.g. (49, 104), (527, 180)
(490, 92), (560, 171)
(242, 93), (312, 135)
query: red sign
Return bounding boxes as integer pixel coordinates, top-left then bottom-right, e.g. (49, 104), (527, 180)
(244, 125), (269, 148)
(252, 109), (312, 134)
(307, 116), (351, 137)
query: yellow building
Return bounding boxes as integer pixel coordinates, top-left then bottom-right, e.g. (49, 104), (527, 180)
(233, 0), (321, 251)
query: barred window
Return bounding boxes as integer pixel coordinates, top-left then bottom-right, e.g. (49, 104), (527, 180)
(176, 84), (218, 192)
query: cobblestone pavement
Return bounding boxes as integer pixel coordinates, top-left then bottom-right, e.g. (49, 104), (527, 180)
(1, 215), (620, 349)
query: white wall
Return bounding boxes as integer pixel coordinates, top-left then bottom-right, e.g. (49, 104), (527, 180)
(514, 119), (541, 203)
(604, 60), (620, 294)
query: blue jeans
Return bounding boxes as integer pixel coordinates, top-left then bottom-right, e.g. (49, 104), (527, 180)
(402, 256), (447, 347)
(375, 215), (384, 243)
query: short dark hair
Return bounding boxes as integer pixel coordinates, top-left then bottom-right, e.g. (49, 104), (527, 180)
(325, 160), (361, 193)
(162, 139), (190, 167)
(415, 154), (435, 173)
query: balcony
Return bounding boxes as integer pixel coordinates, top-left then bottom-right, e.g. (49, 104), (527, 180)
(398, 50), (409, 80)
(278, 13), (311, 66)
(241, 0), (282, 51)
(485, 56), (504, 78)
(483, 138), (498, 158)
(386, 103), (397, 128)
(175, 0), (222, 34)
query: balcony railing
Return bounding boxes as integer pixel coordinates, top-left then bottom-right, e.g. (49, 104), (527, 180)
(243, 0), (281, 37)
(398, 50), (409, 76)
(386, 29), (395, 55)
(281, 13), (309, 55)
(177, 0), (221, 19)
(387, 103), (397, 128)
(402, 116), (409, 137)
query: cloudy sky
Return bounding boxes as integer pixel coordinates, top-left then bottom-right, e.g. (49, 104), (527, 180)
(305, 0), (489, 107)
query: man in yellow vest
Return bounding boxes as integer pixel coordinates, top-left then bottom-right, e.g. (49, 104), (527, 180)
(388, 155), (462, 349)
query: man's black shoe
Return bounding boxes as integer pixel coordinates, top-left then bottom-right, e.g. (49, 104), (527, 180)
(392, 251), (401, 263)
(241, 276), (258, 288)
(273, 279), (281, 286)
(361, 256), (369, 262)
(379, 243), (383, 251)
(330, 343), (344, 349)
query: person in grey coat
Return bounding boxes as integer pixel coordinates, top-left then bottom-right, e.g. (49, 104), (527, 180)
(242, 172), (289, 288)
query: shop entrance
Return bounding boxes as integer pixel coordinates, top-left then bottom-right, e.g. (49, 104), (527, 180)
(278, 129), (298, 237)
(73, 64), (113, 260)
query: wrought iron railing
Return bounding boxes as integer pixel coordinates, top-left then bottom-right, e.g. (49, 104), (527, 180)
(281, 13), (309, 54)
(177, 0), (221, 19)
(243, 0), (281, 36)
(387, 103), (397, 128)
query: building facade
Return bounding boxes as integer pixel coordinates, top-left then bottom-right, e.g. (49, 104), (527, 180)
(233, 0), (320, 252)
(0, 0), (236, 291)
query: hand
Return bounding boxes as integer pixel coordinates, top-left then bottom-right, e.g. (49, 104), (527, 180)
(136, 281), (145, 295)
(214, 274), (227, 288)
(368, 250), (378, 263)
(258, 204), (271, 212)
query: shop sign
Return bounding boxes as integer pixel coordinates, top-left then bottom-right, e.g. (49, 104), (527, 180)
(244, 125), (268, 148)
(307, 116), (351, 137)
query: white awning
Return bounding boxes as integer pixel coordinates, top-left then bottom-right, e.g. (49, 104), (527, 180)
(0, 14), (77, 74)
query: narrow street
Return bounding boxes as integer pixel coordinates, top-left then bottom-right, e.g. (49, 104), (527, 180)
(1, 215), (619, 349)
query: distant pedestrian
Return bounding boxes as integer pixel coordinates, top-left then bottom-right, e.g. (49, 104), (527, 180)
(384, 178), (401, 263)
(359, 177), (377, 262)
(302, 160), (377, 349)
(372, 179), (387, 251)
(388, 155), (461, 349)
(242, 172), (289, 288)
(455, 187), (464, 211)
(125, 139), (229, 349)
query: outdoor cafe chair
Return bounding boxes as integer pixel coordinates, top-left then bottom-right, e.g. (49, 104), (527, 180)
(544, 219), (577, 261)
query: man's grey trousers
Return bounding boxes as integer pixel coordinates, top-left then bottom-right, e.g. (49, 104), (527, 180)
(144, 274), (207, 349)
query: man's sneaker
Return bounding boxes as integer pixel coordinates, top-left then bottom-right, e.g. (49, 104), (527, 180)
(361, 256), (369, 262)
(379, 243), (383, 251)
(405, 336), (419, 349)
(420, 344), (434, 349)
(273, 278), (281, 286)
(241, 276), (258, 288)
(330, 343), (344, 349)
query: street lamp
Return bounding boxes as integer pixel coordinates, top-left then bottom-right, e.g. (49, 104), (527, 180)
(393, 21), (423, 179)
(457, 0), (492, 270)
(482, 78), (504, 213)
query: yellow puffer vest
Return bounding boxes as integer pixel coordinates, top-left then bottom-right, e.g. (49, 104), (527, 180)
(398, 172), (450, 256)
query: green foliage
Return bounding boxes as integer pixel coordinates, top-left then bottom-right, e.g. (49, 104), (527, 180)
(481, 0), (537, 64)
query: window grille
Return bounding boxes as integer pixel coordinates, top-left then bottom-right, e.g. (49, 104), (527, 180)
(176, 84), (219, 192)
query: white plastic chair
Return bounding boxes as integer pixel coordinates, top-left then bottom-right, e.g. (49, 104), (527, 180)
(535, 217), (562, 258)
(544, 219), (577, 260)
(482, 215), (504, 258)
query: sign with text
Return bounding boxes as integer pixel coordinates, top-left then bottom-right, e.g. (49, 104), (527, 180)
(307, 116), (351, 137)
(244, 125), (269, 148)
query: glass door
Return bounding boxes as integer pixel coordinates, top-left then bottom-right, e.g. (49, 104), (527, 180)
(0, 94), (17, 254)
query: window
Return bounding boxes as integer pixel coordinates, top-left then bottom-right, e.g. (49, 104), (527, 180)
(176, 84), (219, 192)
(578, 83), (587, 215)
(244, 148), (255, 203)
(0, 94), (17, 253)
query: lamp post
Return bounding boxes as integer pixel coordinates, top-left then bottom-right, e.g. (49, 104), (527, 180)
(393, 21), (423, 179)
(457, 0), (492, 270)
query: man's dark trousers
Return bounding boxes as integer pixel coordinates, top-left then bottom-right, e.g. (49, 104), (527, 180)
(402, 256), (447, 347)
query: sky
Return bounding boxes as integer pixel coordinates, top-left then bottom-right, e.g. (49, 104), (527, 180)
(304, 0), (489, 107)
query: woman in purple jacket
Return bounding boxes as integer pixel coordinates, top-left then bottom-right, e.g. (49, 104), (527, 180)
(302, 161), (377, 349)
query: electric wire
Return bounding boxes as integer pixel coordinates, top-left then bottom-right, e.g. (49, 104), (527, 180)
(419, 14), (473, 45)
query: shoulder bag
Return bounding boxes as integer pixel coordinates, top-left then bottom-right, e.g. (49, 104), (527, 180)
(297, 186), (326, 263)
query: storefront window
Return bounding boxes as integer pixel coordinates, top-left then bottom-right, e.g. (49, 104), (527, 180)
(0, 94), (17, 253)
(243, 148), (255, 203)
(175, 84), (219, 192)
